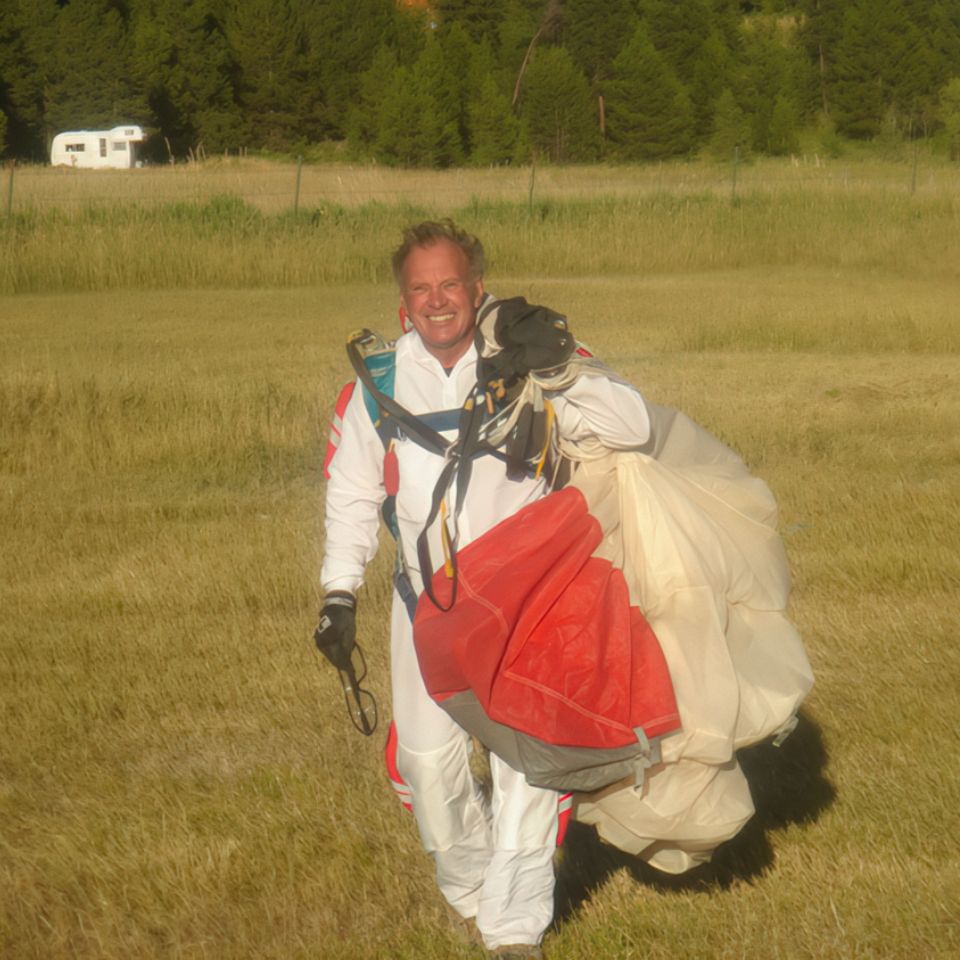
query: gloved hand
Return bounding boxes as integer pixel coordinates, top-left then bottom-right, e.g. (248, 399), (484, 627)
(313, 591), (356, 672)
(492, 297), (575, 378)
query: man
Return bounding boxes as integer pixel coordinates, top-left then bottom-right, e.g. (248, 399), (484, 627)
(317, 220), (650, 958)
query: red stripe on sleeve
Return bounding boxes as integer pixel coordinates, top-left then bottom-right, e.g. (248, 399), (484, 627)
(324, 381), (356, 479)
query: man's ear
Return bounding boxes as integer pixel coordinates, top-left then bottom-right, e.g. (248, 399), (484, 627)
(473, 278), (485, 307)
(399, 297), (413, 333)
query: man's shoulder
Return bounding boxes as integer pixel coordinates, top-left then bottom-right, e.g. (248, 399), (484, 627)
(394, 330), (426, 365)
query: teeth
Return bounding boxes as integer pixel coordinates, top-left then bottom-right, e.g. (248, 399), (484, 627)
(428, 314), (455, 323)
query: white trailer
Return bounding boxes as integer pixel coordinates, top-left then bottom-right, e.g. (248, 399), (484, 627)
(50, 125), (145, 169)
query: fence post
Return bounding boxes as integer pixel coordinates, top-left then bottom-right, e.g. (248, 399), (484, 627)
(527, 153), (536, 216)
(731, 144), (740, 201)
(910, 141), (919, 195)
(294, 155), (303, 213)
(5, 160), (14, 218)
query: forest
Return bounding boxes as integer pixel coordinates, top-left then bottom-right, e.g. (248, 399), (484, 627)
(2, 0), (960, 165)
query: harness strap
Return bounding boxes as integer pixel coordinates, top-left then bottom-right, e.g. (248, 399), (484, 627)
(415, 385), (492, 612)
(414, 409), (463, 432)
(346, 327), (549, 615)
(347, 331), (449, 456)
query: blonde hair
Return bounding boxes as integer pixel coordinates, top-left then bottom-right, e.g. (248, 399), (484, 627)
(391, 219), (485, 285)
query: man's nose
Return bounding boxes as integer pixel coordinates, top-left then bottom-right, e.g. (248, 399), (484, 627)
(426, 286), (447, 308)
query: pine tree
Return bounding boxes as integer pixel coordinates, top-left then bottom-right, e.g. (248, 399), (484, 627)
(370, 39), (468, 168)
(797, 0), (847, 116)
(831, 1), (884, 139)
(466, 37), (517, 161)
(740, 18), (806, 154)
(374, 66), (436, 166)
(345, 44), (399, 155)
(878, 3), (938, 133)
(710, 0), (746, 52)
(497, 0), (539, 77)
(468, 73), (519, 164)
(226, 0), (316, 150)
(688, 29), (735, 144)
(467, 35), (499, 105)
(0, 0), (56, 159)
(518, 45), (599, 162)
(133, 0), (243, 158)
(5, 0), (958, 166)
(780, 12), (822, 121)
(411, 34), (466, 166)
(308, 0), (418, 140)
(501, 0), (564, 109)
(635, 0), (713, 86)
(939, 77), (960, 160)
(908, 1), (960, 96)
(434, 0), (504, 45)
(563, 0), (636, 88)
(767, 93), (800, 154)
(707, 87), (751, 161)
(438, 22), (478, 153)
(605, 23), (694, 160)
(44, 0), (147, 135)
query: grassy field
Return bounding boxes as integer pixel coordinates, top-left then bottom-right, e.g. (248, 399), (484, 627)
(1, 161), (959, 958)
(11, 154), (959, 213)
(3, 156), (959, 296)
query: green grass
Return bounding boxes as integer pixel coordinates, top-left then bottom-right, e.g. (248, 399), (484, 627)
(3, 159), (959, 295)
(2, 163), (960, 957)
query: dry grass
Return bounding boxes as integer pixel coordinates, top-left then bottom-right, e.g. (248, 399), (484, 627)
(3, 188), (959, 297)
(10, 155), (960, 214)
(2, 165), (959, 957)
(2, 156), (959, 297)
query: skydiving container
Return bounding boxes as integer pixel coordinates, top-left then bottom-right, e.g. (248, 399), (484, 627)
(50, 125), (144, 169)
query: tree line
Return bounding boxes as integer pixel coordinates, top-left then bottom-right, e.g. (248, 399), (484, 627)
(2, 0), (960, 165)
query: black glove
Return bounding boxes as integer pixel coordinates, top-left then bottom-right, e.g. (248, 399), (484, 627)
(313, 591), (356, 672)
(492, 297), (575, 379)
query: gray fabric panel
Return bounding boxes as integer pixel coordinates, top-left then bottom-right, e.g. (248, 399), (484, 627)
(440, 692), (527, 773)
(440, 691), (654, 793)
(514, 735), (654, 793)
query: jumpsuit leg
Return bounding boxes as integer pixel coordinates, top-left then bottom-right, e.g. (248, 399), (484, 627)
(475, 752), (558, 950)
(390, 592), (560, 947)
(390, 592), (492, 917)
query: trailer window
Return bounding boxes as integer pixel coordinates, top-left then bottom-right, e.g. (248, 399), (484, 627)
(112, 141), (127, 151)
(99, 138), (107, 157)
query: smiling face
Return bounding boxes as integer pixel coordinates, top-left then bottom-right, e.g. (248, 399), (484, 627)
(399, 239), (485, 368)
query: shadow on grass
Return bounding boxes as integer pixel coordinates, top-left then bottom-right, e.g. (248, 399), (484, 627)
(553, 709), (835, 922)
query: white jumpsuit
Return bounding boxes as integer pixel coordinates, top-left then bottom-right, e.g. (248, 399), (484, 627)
(322, 330), (650, 949)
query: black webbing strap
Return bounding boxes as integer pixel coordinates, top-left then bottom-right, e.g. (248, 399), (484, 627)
(346, 330), (504, 613)
(346, 327), (557, 614)
(347, 332), (449, 456)
(415, 386), (490, 612)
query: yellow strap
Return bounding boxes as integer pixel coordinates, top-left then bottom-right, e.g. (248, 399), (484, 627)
(534, 399), (556, 480)
(440, 500), (454, 578)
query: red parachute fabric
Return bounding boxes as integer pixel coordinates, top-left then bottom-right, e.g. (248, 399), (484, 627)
(413, 487), (679, 750)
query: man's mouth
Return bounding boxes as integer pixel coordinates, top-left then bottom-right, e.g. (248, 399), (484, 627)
(427, 313), (455, 323)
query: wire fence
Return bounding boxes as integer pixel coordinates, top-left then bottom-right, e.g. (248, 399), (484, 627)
(5, 153), (960, 217)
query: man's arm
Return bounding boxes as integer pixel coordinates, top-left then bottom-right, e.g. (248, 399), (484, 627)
(478, 297), (651, 450)
(549, 372), (651, 450)
(321, 382), (387, 595)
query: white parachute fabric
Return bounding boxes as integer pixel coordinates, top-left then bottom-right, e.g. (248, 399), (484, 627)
(558, 400), (814, 874)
